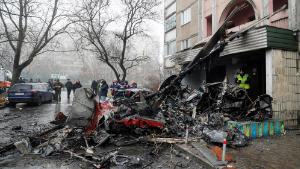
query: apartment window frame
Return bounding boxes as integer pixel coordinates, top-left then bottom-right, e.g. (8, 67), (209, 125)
(180, 38), (192, 50)
(165, 1), (176, 18)
(165, 14), (176, 32)
(166, 40), (176, 56)
(180, 7), (191, 26)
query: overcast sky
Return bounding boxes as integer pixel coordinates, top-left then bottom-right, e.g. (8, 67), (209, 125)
(108, 0), (164, 63)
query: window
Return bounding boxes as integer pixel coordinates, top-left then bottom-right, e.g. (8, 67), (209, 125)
(167, 41), (176, 55)
(206, 15), (212, 36)
(165, 0), (175, 8)
(181, 38), (191, 50)
(165, 14), (176, 32)
(165, 29), (176, 42)
(273, 0), (288, 12)
(165, 2), (176, 17)
(181, 7), (191, 25)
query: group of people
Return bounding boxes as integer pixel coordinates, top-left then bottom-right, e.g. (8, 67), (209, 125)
(91, 80), (109, 102)
(90, 79), (138, 102)
(48, 79), (82, 101)
(48, 78), (139, 103)
(110, 80), (137, 90)
(64, 79), (82, 99)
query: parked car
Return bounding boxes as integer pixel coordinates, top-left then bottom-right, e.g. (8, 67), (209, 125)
(7, 83), (54, 106)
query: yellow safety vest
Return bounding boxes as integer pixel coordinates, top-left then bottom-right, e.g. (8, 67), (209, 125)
(237, 74), (250, 90)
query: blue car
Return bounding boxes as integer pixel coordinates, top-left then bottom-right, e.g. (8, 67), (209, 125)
(8, 83), (54, 106)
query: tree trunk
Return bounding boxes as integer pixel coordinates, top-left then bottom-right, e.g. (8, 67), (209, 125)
(119, 62), (127, 82)
(121, 70), (126, 81)
(11, 67), (22, 85)
(106, 62), (120, 81)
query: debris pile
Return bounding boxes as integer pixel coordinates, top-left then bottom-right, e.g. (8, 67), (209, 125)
(108, 81), (269, 147)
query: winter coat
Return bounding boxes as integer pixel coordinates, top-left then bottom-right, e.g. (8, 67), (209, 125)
(73, 83), (82, 90)
(53, 82), (64, 91)
(65, 81), (73, 90)
(99, 83), (109, 97)
(91, 80), (98, 90)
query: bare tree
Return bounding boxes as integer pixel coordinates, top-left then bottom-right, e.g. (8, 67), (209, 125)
(0, 47), (13, 70)
(74, 0), (160, 81)
(0, 0), (72, 84)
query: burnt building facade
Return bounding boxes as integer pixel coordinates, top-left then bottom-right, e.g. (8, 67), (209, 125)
(163, 0), (300, 127)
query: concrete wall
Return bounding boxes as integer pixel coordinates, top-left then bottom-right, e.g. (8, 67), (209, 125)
(176, 0), (199, 51)
(288, 0), (300, 30)
(269, 49), (300, 128)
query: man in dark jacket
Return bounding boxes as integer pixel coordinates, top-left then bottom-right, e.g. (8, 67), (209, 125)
(65, 79), (73, 99)
(91, 80), (98, 95)
(53, 79), (64, 102)
(99, 80), (108, 102)
(47, 79), (54, 89)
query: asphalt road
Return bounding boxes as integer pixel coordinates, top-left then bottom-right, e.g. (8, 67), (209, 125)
(0, 91), (72, 147)
(0, 91), (79, 169)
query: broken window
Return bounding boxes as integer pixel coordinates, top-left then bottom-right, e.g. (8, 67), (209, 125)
(220, 0), (256, 29)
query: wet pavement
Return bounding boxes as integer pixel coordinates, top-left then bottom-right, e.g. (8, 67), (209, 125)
(0, 91), (72, 147)
(0, 91), (78, 169)
(1, 91), (300, 169)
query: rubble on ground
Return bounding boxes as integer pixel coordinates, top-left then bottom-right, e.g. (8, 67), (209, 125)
(0, 82), (272, 168)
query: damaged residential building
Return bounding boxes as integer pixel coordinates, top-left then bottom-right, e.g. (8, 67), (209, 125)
(163, 0), (300, 128)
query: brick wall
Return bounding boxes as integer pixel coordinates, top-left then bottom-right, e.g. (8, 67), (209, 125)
(271, 49), (300, 128)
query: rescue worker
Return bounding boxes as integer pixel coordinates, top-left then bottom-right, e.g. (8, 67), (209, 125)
(53, 79), (64, 102)
(235, 68), (250, 90)
(65, 79), (73, 99)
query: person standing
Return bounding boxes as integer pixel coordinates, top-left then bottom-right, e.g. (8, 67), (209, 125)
(73, 80), (82, 93)
(47, 79), (54, 90)
(53, 79), (64, 102)
(130, 81), (137, 88)
(99, 80), (108, 102)
(91, 80), (98, 95)
(235, 68), (250, 90)
(110, 80), (118, 96)
(65, 79), (73, 99)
